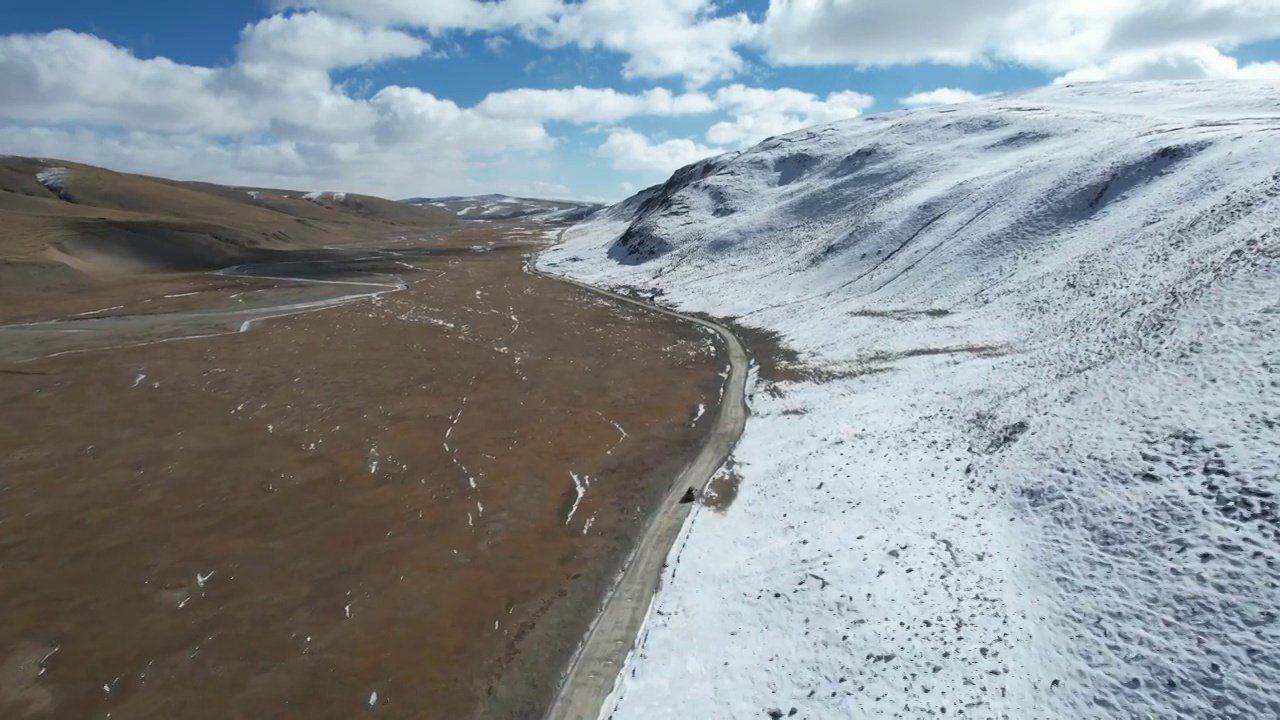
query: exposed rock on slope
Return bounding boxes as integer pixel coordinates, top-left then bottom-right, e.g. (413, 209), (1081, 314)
(607, 154), (740, 263)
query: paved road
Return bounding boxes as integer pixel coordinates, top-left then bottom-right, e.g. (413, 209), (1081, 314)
(529, 257), (749, 720)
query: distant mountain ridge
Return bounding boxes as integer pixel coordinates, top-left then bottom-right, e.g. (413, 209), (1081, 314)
(403, 194), (602, 225)
(0, 156), (452, 313)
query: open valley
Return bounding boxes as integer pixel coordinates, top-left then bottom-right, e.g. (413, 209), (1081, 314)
(0, 223), (724, 719)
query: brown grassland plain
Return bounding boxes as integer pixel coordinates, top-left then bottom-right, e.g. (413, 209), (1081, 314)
(0, 161), (724, 719)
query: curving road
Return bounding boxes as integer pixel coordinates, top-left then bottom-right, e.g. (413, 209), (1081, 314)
(0, 250), (417, 364)
(529, 257), (749, 720)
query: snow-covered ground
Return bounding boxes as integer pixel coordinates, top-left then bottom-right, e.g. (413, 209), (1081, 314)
(538, 80), (1280, 719)
(303, 190), (347, 203)
(35, 166), (70, 191)
(402, 194), (602, 224)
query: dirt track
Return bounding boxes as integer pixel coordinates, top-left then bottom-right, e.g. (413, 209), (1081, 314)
(0, 226), (724, 719)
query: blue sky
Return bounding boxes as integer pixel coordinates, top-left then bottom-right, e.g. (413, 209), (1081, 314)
(2, 1), (1280, 202)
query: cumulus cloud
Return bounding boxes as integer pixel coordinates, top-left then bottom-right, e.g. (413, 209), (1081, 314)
(1055, 45), (1280, 83)
(367, 86), (552, 152)
(706, 85), (874, 146)
(0, 20), (886, 195)
(0, 23), (872, 198)
(761, 0), (1023, 67)
(597, 129), (723, 172)
(1104, 0), (1280, 55)
(759, 0), (1280, 78)
(0, 28), (553, 152)
(0, 30), (245, 135)
(516, 180), (575, 199)
(0, 124), (352, 193)
(0, 123), (557, 200)
(270, 0), (1280, 88)
(281, 0), (754, 86)
(484, 35), (511, 54)
(476, 86), (716, 123)
(478, 84), (874, 151)
(274, 0), (561, 31)
(237, 13), (428, 70)
(0, 27), (562, 197)
(537, 0), (755, 87)
(7, 1), (1280, 200)
(899, 87), (988, 108)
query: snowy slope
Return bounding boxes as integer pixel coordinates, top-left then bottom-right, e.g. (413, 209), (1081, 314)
(538, 80), (1280, 719)
(402, 194), (602, 224)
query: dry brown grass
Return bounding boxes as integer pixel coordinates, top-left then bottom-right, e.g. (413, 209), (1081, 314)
(702, 460), (743, 513)
(0, 156), (453, 270)
(0, 225), (724, 720)
(0, 156), (456, 320)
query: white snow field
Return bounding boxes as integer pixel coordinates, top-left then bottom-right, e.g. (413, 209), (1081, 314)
(538, 80), (1280, 719)
(402, 194), (603, 224)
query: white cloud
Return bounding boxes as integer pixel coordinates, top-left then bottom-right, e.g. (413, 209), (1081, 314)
(761, 0), (1024, 67)
(368, 86), (552, 152)
(1055, 45), (1280, 83)
(1104, 0), (1280, 55)
(476, 86), (715, 123)
(3, 27), (855, 198)
(899, 87), (988, 108)
(512, 180), (575, 199)
(237, 12), (428, 70)
(536, 0), (756, 87)
(0, 30), (246, 135)
(8, 1), (1280, 202)
(598, 129), (723, 172)
(0, 29), (550, 151)
(0, 123), (560, 201)
(706, 85), (874, 147)
(281, 0), (754, 86)
(1238, 61), (1280, 79)
(275, 0), (561, 31)
(273, 1), (1280, 88)
(0, 28), (562, 199)
(484, 35), (511, 54)
(759, 0), (1280, 77)
(477, 84), (874, 149)
(0, 125), (329, 192)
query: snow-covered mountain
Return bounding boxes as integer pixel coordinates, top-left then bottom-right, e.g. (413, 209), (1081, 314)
(402, 193), (601, 224)
(538, 80), (1280, 719)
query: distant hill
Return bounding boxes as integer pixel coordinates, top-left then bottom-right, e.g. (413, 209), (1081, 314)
(403, 194), (602, 225)
(0, 156), (453, 299)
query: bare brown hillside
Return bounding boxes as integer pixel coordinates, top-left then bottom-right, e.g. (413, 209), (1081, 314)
(0, 157), (453, 313)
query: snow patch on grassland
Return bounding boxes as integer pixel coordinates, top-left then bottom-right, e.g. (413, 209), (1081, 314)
(303, 190), (346, 203)
(36, 166), (69, 191)
(539, 80), (1280, 719)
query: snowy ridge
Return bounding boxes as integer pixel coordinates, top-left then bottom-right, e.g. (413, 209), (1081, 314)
(539, 80), (1280, 719)
(403, 194), (602, 224)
